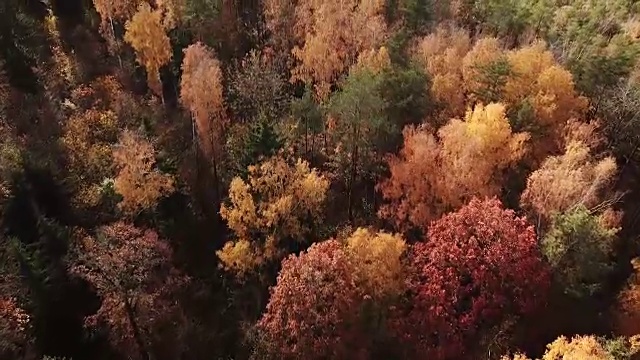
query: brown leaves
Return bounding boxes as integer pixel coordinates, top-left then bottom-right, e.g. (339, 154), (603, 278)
(113, 130), (175, 216)
(124, 2), (172, 97)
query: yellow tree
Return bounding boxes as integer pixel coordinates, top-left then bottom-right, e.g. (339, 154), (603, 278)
(503, 335), (640, 360)
(344, 227), (406, 300)
(503, 41), (588, 158)
(217, 156), (329, 277)
(179, 42), (226, 203)
(414, 25), (471, 121)
(290, 0), (387, 99)
(124, 2), (172, 100)
(461, 37), (507, 103)
(62, 109), (119, 209)
(378, 103), (528, 232)
(520, 140), (618, 223)
(113, 130), (175, 216)
(437, 102), (529, 209)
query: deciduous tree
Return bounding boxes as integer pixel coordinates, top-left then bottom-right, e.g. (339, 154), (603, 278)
(256, 240), (367, 360)
(290, 0), (388, 99)
(396, 197), (550, 360)
(520, 140), (617, 224)
(113, 130), (175, 216)
(542, 205), (618, 298)
(71, 223), (188, 360)
(124, 2), (172, 99)
(218, 156), (329, 277)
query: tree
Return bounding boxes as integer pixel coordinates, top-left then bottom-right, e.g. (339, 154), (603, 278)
(520, 140), (618, 224)
(396, 197), (550, 360)
(255, 240), (367, 360)
(327, 68), (394, 221)
(377, 125), (442, 233)
(124, 2), (173, 99)
(378, 103), (528, 233)
(414, 25), (471, 122)
(62, 109), (119, 209)
(503, 335), (640, 360)
(217, 156), (329, 277)
(228, 49), (290, 123)
(0, 297), (30, 358)
(180, 41), (227, 204)
(70, 222), (188, 360)
(542, 205), (618, 298)
(290, 0), (388, 99)
(437, 102), (528, 208)
(614, 258), (640, 337)
(113, 130), (175, 216)
(503, 41), (588, 155)
(344, 227), (406, 300)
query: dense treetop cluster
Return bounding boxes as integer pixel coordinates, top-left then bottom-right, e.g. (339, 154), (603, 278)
(2, 0), (640, 359)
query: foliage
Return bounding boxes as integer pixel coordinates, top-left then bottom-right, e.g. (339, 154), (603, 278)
(228, 49), (289, 122)
(614, 258), (640, 337)
(344, 227), (406, 300)
(504, 335), (640, 360)
(255, 240), (366, 360)
(70, 222), (188, 360)
(397, 197), (550, 360)
(378, 103), (527, 232)
(542, 205), (618, 298)
(124, 2), (173, 97)
(180, 42), (226, 157)
(290, 0), (388, 99)
(0, 297), (31, 358)
(113, 130), (175, 216)
(520, 141), (617, 223)
(218, 156), (329, 277)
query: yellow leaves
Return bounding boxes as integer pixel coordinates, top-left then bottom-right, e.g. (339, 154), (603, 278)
(351, 46), (391, 75)
(180, 42), (226, 157)
(520, 140), (617, 222)
(438, 103), (528, 208)
(124, 2), (172, 97)
(344, 228), (406, 299)
(113, 130), (175, 215)
(290, 0), (387, 100)
(504, 41), (587, 133)
(379, 103), (527, 231)
(541, 336), (610, 360)
(218, 156), (329, 277)
(462, 37), (504, 99)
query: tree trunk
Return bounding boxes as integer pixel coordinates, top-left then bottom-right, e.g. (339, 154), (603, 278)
(124, 297), (149, 360)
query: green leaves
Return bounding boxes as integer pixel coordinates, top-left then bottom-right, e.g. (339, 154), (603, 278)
(542, 205), (618, 298)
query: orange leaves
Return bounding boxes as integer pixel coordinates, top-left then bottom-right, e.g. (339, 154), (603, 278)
(113, 130), (174, 215)
(378, 103), (527, 231)
(180, 42), (226, 157)
(217, 156), (329, 277)
(290, 0), (387, 99)
(520, 140), (617, 222)
(124, 2), (172, 97)
(438, 103), (528, 207)
(614, 258), (640, 337)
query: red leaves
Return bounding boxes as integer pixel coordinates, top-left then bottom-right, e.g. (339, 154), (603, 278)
(257, 240), (367, 360)
(395, 197), (551, 359)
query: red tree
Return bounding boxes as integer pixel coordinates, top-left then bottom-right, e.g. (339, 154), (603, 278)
(256, 240), (367, 360)
(396, 197), (550, 359)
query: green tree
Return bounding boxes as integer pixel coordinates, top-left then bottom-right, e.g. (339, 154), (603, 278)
(542, 205), (618, 298)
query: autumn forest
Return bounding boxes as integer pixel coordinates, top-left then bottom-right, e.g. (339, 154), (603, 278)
(3, 0), (640, 359)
